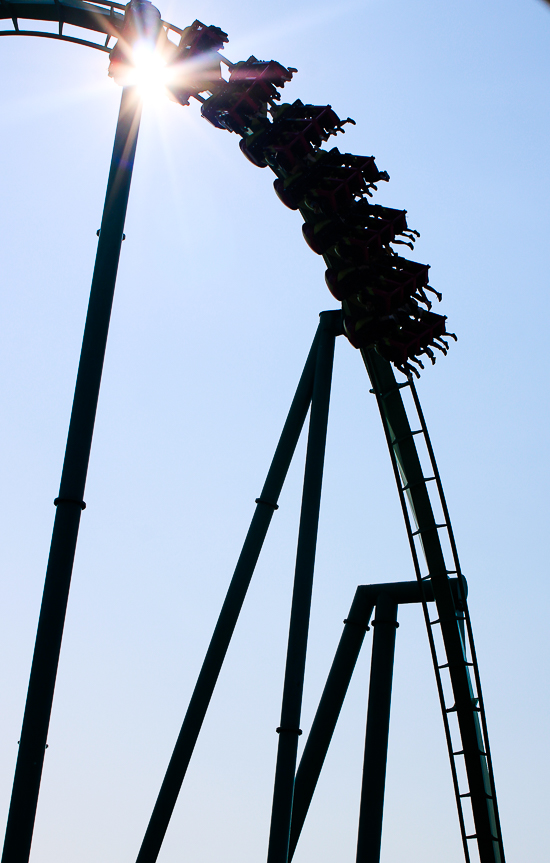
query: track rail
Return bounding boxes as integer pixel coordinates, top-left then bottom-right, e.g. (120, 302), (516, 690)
(0, 0), (183, 53)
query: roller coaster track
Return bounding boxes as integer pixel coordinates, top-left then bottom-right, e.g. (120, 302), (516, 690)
(1, 5), (505, 863)
(0, 0), (183, 52)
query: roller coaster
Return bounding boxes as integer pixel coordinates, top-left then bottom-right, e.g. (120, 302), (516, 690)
(0, 3), (506, 863)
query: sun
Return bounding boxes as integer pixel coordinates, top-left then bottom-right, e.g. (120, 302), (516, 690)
(126, 40), (172, 101)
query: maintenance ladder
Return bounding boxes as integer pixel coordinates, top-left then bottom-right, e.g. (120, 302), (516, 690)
(363, 348), (504, 863)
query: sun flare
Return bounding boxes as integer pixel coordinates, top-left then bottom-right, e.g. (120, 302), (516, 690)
(127, 41), (172, 101)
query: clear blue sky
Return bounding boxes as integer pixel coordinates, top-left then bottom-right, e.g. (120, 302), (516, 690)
(1, 1), (549, 860)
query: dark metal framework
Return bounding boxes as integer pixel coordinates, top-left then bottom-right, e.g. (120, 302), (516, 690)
(0, 0), (184, 53)
(1, 8), (505, 863)
(363, 350), (504, 863)
(133, 320), (505, 863)
(2, 82), (143, 863)
(290, 577), (465, 863)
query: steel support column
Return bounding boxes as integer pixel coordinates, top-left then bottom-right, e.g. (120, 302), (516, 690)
(135, 319), (327, 863)
(363, 349), (503, 863)
(356, 592), (398, 863)
(266, 310), (339, 863)
(2, 85), (142, 863)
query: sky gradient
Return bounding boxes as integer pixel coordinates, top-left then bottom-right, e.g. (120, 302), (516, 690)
(1, 1), (549, 861)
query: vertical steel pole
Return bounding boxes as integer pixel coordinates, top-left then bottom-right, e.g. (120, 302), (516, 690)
(356, 592), (399, 863)
(135, 323), (322, 863)
(266, 310), (339, 863)
(2, 86), (142, 863)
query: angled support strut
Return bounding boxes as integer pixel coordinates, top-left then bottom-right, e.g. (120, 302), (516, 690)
(135, 311), (342, 863)
(288, 578), (461, 861)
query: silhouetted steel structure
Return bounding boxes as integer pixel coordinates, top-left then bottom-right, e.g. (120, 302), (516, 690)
(1, 80), (142, 863)
(1, 4), (505, 863)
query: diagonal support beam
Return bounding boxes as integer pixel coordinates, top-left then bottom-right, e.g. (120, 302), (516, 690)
(289, 578), (461, 860)
(135, 313), (341, 863)
(289, 587), (374, 860)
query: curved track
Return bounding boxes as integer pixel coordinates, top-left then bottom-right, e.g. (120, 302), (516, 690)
(1, 5), (505, 863)
(0, 0), (184, 53)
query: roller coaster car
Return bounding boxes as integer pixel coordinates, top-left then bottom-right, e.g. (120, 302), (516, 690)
(268, 125), (336, 173)
(240, 102), (354, 170)
(201, 85), (269, 133)
(413, 309), (457, 354)
(166, 20), (228, 105)
(303, 207), (407, 254)
(272, 101), (353, 133)
(334, 225), (408, 263)
(342, 316), (382, 349)
(302, 208), (411, 259)
(343, 307), (421, 349)
(177, 20), (228, 56)
(326, 267), (408, 313)
(201, 58), (295, 133)
(273, 150), (389, 213)
(309, 170), (389, 214)
(325, 256), (432, 307)
(229, 57), (296, 92)
(108, 0), (165, 85)
(348, 202), (412, 239)
(373, 312), (453, 372)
